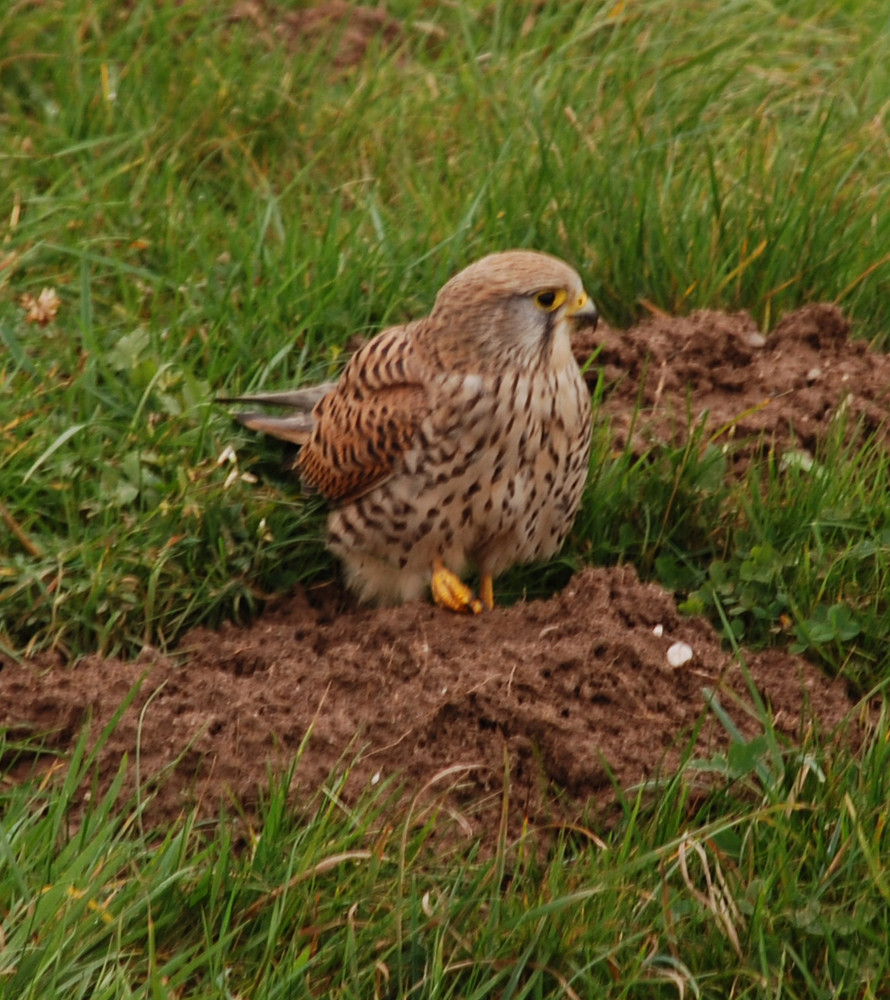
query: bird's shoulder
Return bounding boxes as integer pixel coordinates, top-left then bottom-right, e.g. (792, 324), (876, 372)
(297, 320), (432, 503)
(337, 319), (431, 390)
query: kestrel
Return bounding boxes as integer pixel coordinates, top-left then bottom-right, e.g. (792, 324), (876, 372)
(225, 250), (598, 612)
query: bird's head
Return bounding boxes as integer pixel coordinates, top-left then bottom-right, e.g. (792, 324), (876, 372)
(424, 250), (598, 371)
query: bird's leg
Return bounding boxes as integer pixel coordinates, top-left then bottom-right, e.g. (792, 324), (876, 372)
(431, 559), (484, 614)
(479, 573), (494, 611)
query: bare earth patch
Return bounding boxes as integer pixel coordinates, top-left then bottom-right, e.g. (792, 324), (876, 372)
(228, 0), (404, 67)
(581, 303), (889, 463)
(2, 303), (888, 836)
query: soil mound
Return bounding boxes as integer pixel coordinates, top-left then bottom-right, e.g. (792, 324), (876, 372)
(0, 566), (856, 835)
(580, 303), (889, 463)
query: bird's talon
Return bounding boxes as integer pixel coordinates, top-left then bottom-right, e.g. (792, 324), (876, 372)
(432, 562), (484, 614)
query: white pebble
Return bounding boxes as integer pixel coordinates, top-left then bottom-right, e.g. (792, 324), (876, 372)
(666, 642), (694, 668)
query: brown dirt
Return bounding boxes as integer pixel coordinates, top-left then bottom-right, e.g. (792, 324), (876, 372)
(2, 303), (888, 838)
(227, 1), (404, 68)
(580, 303), (889, 464)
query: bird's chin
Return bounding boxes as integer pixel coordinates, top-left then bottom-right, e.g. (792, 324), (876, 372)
(548, 324), (578, 371)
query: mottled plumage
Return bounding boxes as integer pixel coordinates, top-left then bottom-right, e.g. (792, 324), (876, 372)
(226, 250), (598, 611)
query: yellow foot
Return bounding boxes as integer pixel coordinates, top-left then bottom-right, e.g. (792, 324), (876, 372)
(431, 560), (484, 614)
(479, 573), (494, 611)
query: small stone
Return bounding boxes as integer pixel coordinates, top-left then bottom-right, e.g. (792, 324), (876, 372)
(747, 333), (767, 348)
(666, 641), (694, 668)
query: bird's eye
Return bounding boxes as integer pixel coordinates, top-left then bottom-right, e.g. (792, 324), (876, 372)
(534, 288), (566, 312)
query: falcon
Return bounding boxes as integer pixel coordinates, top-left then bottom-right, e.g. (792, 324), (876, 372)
(225, 250), (597, 612)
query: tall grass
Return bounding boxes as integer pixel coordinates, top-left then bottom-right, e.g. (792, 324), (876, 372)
(3, 0), (889, 659)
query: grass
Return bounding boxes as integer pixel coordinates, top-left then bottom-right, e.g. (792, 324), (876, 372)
(574, 412), (890, 684)
(3, 0), (890, 661)
(2, 683), (889, 998)
(2, 0), (890, 994)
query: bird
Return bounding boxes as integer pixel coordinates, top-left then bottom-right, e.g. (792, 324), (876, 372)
(223, 250), (598, 613)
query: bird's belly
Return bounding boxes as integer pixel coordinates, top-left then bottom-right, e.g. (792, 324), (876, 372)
(326, 367), (591, 603)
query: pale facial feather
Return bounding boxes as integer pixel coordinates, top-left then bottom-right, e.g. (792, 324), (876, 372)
(423, 250), (590, 370)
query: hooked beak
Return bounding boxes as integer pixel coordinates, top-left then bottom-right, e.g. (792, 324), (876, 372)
(565, 291), (598, 329)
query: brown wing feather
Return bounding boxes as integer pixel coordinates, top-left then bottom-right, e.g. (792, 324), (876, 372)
(297, 323), (429, 503)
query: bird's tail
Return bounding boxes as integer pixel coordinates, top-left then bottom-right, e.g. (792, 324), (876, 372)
(217, 384), (337, 445)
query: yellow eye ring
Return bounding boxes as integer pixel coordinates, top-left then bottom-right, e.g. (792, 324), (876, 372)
(533, 288), (567, 312)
